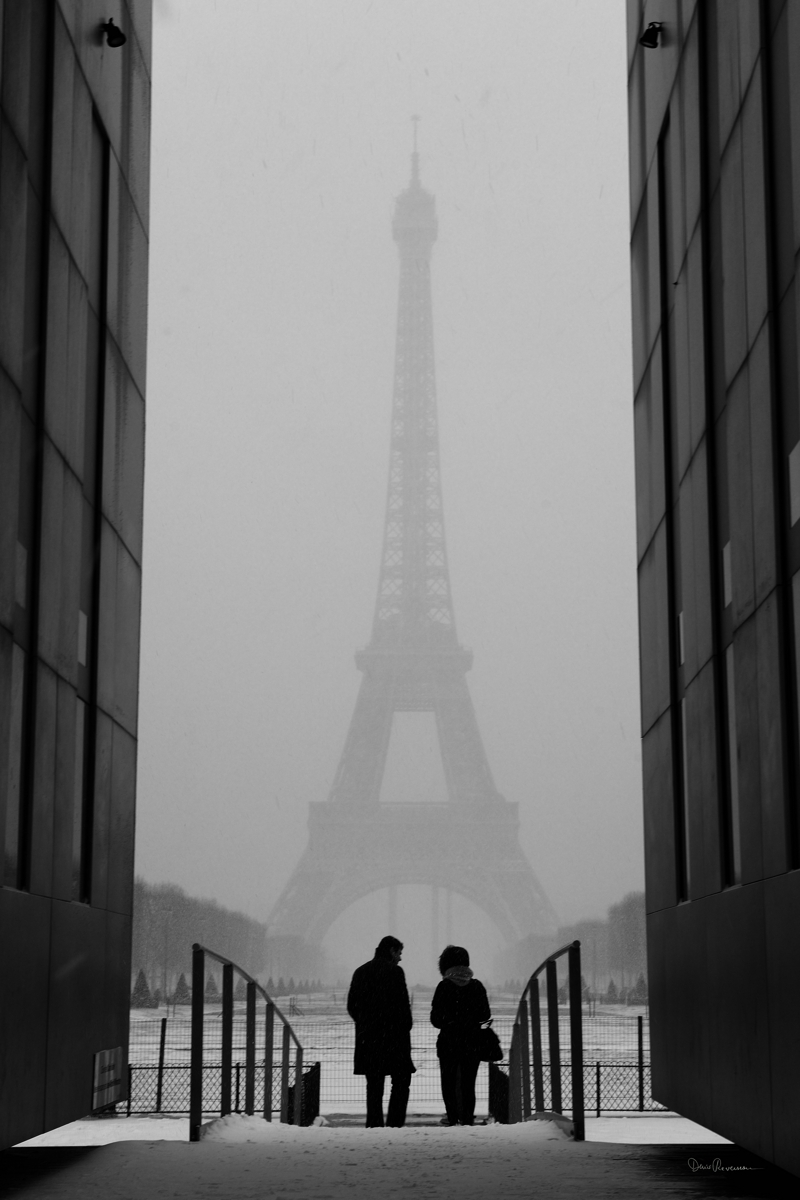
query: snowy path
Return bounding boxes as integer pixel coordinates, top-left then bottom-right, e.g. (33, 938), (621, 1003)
(4, 1119), (784, 1200)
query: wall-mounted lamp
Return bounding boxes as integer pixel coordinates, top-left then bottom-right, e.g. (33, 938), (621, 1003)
(639, 22), (663, 49)
(101, 18), (127, 47)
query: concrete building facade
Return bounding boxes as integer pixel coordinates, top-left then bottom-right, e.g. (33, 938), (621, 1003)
(0, 2), (151, 1148)
(628, 0), (800, 1175)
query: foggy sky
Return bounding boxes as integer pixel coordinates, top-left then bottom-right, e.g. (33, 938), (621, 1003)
(136, 0), (642, 941)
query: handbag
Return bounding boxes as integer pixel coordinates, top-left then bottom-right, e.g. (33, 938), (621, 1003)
(477, 1020), (503, 1062)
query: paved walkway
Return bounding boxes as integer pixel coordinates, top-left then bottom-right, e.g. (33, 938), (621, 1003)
(2, 1120), (796, 1199)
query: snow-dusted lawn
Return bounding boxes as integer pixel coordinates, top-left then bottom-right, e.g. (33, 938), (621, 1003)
(127, 1002), (660, 1113)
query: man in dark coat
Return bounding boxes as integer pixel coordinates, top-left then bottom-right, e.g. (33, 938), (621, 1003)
(347, 935), (415, 1127)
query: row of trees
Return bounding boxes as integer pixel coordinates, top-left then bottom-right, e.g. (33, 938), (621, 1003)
(133, 964), (649, 1010)
(131, 968), (193, 1008)
(497, 970), (648, 1006)
(131, 878), (268, 1000)
(494, 891), (648, 991)
(551, 891), (647, 993)
(131, 966), (335, 1007)
(604, 974), (648, 1004)
(264, 978), (324, 996)
(131, 880), (648, 1000)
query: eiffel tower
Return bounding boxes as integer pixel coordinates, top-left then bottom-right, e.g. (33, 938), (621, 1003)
(267, 142), (557, 970)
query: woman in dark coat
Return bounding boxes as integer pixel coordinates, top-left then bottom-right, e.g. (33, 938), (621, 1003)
(430, 944), (491, 1126)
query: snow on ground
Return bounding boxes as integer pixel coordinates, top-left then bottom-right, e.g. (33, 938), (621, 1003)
(203, 1114), (570, 1143)
(16, 1112), (730, 1147)
(586, 1116), (731, 1144)
(9, 1117), (746, 1200)
(16, 1117), (191, 1146)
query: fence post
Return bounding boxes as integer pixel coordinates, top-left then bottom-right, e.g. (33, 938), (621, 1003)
(530, 976), (545, 1113)
(245, 981), (256, 1115)
(545, 959), (562, 1113)
(293, 1046), (304, 1126)
(127, 1064), (132, 1117)
(637, 1014), (644, 1111)
(235, 1062), (241, 1113)
(155, 1016), (167, 1113)
(519, 998), (532, 1119)
(280, 1023), (291, 1122)
(189, 944), (205, 1141)
(221, 964), (233, 1116)
(567, 941), (585, 1140)
(596, 1062), (601, 1117)
(508, 1022), (521, 1123)
(264, 1002), (275, 1121)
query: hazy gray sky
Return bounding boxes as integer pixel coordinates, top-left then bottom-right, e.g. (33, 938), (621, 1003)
(136, 0), (642, 952)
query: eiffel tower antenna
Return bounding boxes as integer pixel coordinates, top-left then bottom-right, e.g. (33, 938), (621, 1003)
(267, 147), (556, 973)
(411, 114), (421, 182)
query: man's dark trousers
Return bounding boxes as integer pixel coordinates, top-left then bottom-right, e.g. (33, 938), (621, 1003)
(365, 1072), (411, 1127)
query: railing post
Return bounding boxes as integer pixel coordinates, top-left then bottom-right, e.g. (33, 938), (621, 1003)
(280, 1023), (291, 1122)
(293, 1046), (304, 1126)
(637, 1014), (644, 1111)
(567, 941), (585, 1140)
(530, 976), (545, 1113)
(245, 981), (256, 1115)
(264, 1001), (275, 1121)
(545, 958), (562, 1113)
(189, 944), (205, 1141)
(508, 1022), (521, 1123)
(220, 963), (233, 1116)
(155, 1016), (167, 1113)
(519, 998), (532, 1119)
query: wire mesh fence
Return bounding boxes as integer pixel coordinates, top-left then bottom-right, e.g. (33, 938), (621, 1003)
(123, 995), (665, 1116)
(125, 1062), (302, 1117)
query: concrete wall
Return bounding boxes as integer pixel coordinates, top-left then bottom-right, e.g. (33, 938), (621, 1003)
(628, 0), (800, 1176)
(0, 1), (150, 1148)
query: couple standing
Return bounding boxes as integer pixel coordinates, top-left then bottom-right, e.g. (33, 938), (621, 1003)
(346, 934), (492, 1128)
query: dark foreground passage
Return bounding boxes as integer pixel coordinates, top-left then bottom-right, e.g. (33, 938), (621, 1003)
(1, 1131), (797, 1200)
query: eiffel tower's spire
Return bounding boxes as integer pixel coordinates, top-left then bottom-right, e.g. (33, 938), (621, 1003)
(375, 128), (451, 650)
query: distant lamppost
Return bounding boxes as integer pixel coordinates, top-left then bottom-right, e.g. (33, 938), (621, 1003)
(161, 906), (173, 1010)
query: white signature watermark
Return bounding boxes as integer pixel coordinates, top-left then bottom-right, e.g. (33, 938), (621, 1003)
(687, 1157), (763, 1174)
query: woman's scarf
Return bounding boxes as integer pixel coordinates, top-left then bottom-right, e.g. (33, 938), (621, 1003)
(444, 965), (473, 987)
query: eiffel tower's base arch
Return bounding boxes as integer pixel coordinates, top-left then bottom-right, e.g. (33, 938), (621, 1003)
(267, 802), (558, 961)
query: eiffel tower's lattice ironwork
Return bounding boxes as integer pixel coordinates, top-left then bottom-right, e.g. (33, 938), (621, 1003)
(268, 150), (557, 953)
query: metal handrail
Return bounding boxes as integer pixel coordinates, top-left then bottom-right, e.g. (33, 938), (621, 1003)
(192, 944), (303, 1048)
(189, 943), (307, 1140)
(506, 939), (585, 1140)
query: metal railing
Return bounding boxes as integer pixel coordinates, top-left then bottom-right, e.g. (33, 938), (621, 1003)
(495, 940), (585, 1139)
(189, 943), (319, 1141)
(123, 984), (663, 1119)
